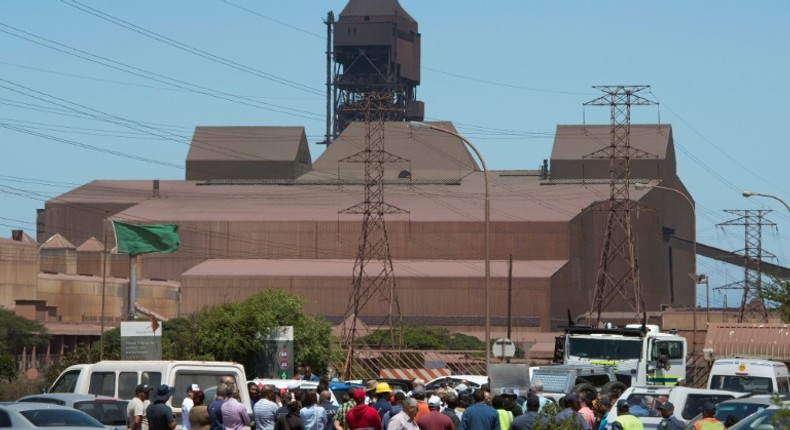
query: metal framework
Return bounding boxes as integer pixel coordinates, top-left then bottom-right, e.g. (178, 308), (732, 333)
(340, 92), (408, 378)
(716, 209), (775, 322)
(585, 85), (657, 324)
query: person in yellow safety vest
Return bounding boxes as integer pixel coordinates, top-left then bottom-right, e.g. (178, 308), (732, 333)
(611, 399), (644, 430)
(693, 402), (725, 430)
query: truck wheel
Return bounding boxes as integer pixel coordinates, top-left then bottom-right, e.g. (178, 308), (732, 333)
(572, 383), (597, 402)
(601, 381), (628, 396)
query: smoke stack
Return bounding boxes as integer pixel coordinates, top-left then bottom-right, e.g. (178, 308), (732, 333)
(11, 229), (23, 241)
(153, 179), (160, 198)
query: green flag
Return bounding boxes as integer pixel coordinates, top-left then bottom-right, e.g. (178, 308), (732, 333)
(113, 221), (180, 255)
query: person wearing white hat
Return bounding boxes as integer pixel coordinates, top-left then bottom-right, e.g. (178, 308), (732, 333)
(416, 396), (453, 430)
(182, 383), (201, 430)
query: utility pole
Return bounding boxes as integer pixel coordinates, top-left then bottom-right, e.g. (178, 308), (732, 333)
(340, 92), (408, 379)
(584, 85), (657, 325)
(716, 210), (775, 322)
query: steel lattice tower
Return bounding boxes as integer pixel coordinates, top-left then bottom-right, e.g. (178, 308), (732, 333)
(716, 209), (775, 322)
(585, 85), (657, 324)
(339, 92), (407, 378)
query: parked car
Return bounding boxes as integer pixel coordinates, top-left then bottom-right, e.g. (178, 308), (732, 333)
(425, 375), (488, 391)
(17, 393), (127, 430)
(0, 402), (106, 429)
(684, 395), (776, 428)
(727, 402), (790, 430)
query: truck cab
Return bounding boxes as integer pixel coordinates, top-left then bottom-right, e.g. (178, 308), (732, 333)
(555, 323), (687, 386)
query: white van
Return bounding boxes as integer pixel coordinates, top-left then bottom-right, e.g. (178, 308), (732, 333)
(707, 359), (790, 394)
(49, 360), (251, 425)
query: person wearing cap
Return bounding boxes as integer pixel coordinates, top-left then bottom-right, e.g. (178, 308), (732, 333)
(492, 395), (513, 430)
(346, 388), (382, 430)
(611, 399), (643, 430)
(554, 393), (588, 430)
(364, 380), (379, 405)
(692, 402), (723, 430)
(127, 383), (152, 430)
(147, 384), (176, 430)
(411, 387), (430, 422)
(183, 383), (201, 430)
(509, 394), (546, 430)
(656, 402), (684, 430)
(499, 388), (521, 419)
(458, 388), (498, 430)
(372, 383), (392, 420)
(416, 395), (453, 430)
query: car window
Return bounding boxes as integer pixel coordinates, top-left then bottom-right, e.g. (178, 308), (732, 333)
(778, 377), (789, 393)
(173, 372), (236, 407)
(623, 394), (662, 417)
(652, 341), (684, 360)
(49, 369), (80, 393)
(75, 400), (129, 426)
(715, 402), (767, 427)
(682, 394), (735, 420)
(119, 372), (138, 399)
(142, 371), (161, 388)
(19, 408), (104, 428)
(89, 372), (116, 397)
(0, 410), (10, 427)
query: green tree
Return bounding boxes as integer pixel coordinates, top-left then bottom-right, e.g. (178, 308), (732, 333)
(762, 276), (790, 322)
(0, 309), (49, 355)
(191, 289), (332, 378)
(0, 354), (16, 382)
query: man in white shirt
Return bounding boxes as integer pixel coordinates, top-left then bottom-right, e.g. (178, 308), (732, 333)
(182, 383), (201, 430)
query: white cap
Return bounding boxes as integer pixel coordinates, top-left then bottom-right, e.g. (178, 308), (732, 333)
(428, 395), (441, 407)
(287, 381), (299, 390)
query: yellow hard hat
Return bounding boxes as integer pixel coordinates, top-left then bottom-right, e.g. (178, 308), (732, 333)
(376, 382), (392, 394)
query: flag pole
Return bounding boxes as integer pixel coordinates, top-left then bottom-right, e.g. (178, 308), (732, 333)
(100, 212), (109, 359)
(128, 254), (137, 320)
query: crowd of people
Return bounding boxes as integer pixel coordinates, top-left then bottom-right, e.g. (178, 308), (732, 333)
(126, 372), (727, 430)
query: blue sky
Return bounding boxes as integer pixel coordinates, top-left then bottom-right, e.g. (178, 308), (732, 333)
(2, 1), (789, 310)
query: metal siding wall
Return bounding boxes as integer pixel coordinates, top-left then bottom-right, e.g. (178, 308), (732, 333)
(0, 242), (38, 308)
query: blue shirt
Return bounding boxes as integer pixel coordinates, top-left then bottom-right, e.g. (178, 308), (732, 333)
(301, 405), (328, 430)
(208, 398), (225, 430)
(254, 399), (280, 430)
(459, 402), (500, 430)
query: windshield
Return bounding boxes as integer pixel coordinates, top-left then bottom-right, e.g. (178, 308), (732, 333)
(567, 337), (641, 360)
(710, 375), (774, 394)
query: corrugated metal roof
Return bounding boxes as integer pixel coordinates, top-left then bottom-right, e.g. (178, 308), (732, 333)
(182, 259), (567, 279)
(76, 237), (104, 252)
(551, 124), (671, 160)
(187, 126), (306, 161)
(0, 236), (36, 247)
(704, 323), (790, 361)
(313, 121), (478, 180)
(40, 233), (76, 250)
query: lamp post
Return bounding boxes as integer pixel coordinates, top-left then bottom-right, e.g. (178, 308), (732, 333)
(743, 191), (790, 215)
(409, 121), (491, 372)
(634, 183), (698, 348)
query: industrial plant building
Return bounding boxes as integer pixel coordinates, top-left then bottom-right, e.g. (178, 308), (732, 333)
(1, 0), (698, 347)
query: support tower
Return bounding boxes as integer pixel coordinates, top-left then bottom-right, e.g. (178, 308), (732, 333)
(585, 85), (657, 324)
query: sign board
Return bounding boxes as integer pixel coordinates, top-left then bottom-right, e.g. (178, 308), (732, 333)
(120, 321), (162, 360)
(492, 338), (516, 359)
(489, 363), (530, 396)
(256, 326), (294, 379)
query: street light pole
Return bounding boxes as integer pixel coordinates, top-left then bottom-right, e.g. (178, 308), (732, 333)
(634, 183), (698, 348)
(743, 191), (790, 215)
(409, 121), (491, 372)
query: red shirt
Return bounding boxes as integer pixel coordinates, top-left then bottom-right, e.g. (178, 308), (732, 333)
(346, 404), (382, 430)
(417, 411), (454, 430)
